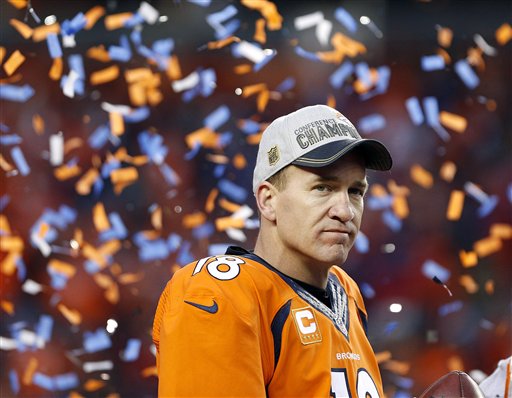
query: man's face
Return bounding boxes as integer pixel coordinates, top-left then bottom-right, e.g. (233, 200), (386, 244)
(273, 152), (368, 269)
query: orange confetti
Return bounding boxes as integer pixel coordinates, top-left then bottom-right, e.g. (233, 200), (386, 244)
(459, 250), (478, 268)
(69, 392), (85, 398)
(440, 161), (456, 182)
(381, 359), (410, 375)
(234, 64), (252, 74)
(76, 168), (99, 195)
(207, 36), (241, 49)
(57, 303), (82, 325)
(22, 357), (38, 385)
(32, 24), (60, 42)
(257, 90), (270, 112)
(473, 236), (502, 257)
(388, 180), (410, 197)
(82, 243), (108, 269)
(0, 47), (5, 65)
(206, 154), (229, 164)
(99, 240), (121, 257)
(54, 164), (82, 180)
(219, 198), (242, 213)
(0, 215), (10, 234)
(141, 366), (158, 377)
(110, 167), (138, 184)
(86, 45), (111, 62)
(446, 190), (465, 221)
(32, 114), (45, 135)
(233, 153), (247, 169)
(182, 212), (207, 229)
(354, 69), (379, 94)
(9, 19), (33, 39)
(436, 47), (451, 65)
(375, 351), (392, 363)
(84, 379), (105, 391)
(118, 272), (144, 284)
(151, 205), (163, 230)
(460, 274), (479, 294)
(84, 5), (106, 30)
(93, 203), (110, 232)
(90, 65), (120, 85)
(104, 12), (133, 30)
(166, 54), (182, 80)
(185, 128), (218, 149)
(485, 280), (495, 295)
(64, 137), (84, 154)
(49, 57), (63, 80)
(147, 87), (163, 106)
(205, 188), (218, 213)
(447, 355), (464, 371)
(326, 94), (336, 109)
(467, 47), (485, 72)
(125, 68), (153, 83)
(254, 18), (267, 43)
(48, 259), (76, 278)
(490, 223), (512, 239)
(7, 0), (27, 9)
(496, 23), (512, 45)
(109, 112), (125, 136)
(1, 252), (18, 275)
(370, 183), (388, 197)
(1, 300), (14, 315)
(393, 196), (409, 219)
(246, 132), (262, 145)
(241, 83), (267, 97)
(0, 236), (23, 252)
(410, 164), (434, 188)
(3, 50), (26, 76)
(241, 0), (282, 30)
(215, 217), (245, 231)
(437, 26), (453, 48)
(317, 32), (366, 64)
(440, 111), (468, 133)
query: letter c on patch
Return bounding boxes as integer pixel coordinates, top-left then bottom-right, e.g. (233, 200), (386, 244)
(294, 309), (317, 334)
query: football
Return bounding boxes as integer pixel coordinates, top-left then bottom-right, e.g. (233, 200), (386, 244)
(418, 370), (485, 398)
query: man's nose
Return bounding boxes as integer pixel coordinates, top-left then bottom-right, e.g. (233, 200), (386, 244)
(328, 192), (355, 222)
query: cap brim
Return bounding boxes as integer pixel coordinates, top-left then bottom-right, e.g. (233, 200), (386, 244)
(292, 139), (392, 171)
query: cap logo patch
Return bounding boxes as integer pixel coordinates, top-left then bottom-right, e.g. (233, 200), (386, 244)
(267, 145), (280, 166)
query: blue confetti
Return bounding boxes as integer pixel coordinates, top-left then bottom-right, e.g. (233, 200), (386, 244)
(48, 268), (70, 289)
(152, 38), (174, 56)
(355, 62), (372, 88)
(382, 210), (402, 232)
(35, 314), (53, 343)
(334, 7), (357, 33)
(422, 96), (440, 127)
(61, 12), (87, 35)
(167, 233), (182, 252)
(238, 119), (260, 135)
(139, 238), (170, 262)
(177, 241), (194, 266)
(477, 195), (499, 218)
(253, 50), (276, 72)
(187, 0), (211, 6)
(68, 54), (85, 79)
(138, 131), (168, 164)
(218, 179), (248, 202)
(9, 369), (20, 395)
(32, 373), (54, 391)
(507, 183), (512, 203)
(422, 259), (451, 283)
(0, 134), (23, 145)
(46, 33), (62, 59)
(294, 46), (320, 62)
(208, 244), (231, 256)
(204, 105), (230, 130)
(122, 338), (141, 362)
(53, 373), (79, 391)
(206, 5), (239, 40)
(275, 77), (296, 93)
(159, 163), (180, 186)
(354, 231), (369, 253)
(109, 44), (132, 63)
(11, 146), (31, 176)
(124, 107), (150, 123)
(192, 222), (215, 240)
(15, 256), (26, 281)
(214, 164), (226, 178)
(367, 194), (393, 210)
(124, 12), (145, 29)
(384, 321), (399, 335)
(329, 61), (353, 89)
(360, 282), (376, 299)
(358, 113), (386, 133)
(0, 194), (10, 212)
(0, 84), (35, 102)
(421, 55), (445, 71)
(405, 97), (424, 126)
(83, 328), (112, 353)
(438, 300), (463, 316)
(454, 59), (479, 89)
(88, 124), (111, 149)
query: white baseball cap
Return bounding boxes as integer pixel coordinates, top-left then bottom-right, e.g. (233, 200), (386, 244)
(253, 104), (392, 193)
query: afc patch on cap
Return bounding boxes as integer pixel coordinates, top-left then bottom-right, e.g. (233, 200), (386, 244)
(267, 145), (280, 166)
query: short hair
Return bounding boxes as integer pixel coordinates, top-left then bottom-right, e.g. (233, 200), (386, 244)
(266, 167), (288, 191)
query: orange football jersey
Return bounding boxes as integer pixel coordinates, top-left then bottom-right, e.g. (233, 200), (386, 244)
(153, 246), (384, 397)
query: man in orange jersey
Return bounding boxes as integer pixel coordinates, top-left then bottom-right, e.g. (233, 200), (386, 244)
(153, 104), (393, 397)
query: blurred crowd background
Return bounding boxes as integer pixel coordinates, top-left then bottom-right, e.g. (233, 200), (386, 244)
(1, 0), (511, 396)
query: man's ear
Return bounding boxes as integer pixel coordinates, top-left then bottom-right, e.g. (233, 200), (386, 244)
(255, 181), (277, 222)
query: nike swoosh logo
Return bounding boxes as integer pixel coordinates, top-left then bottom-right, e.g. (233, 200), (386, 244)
(184, 300), (219, 314)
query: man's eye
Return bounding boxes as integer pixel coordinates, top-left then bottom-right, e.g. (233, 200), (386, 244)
(315, 184), (331, 192)
(349, 188), (365, 197)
